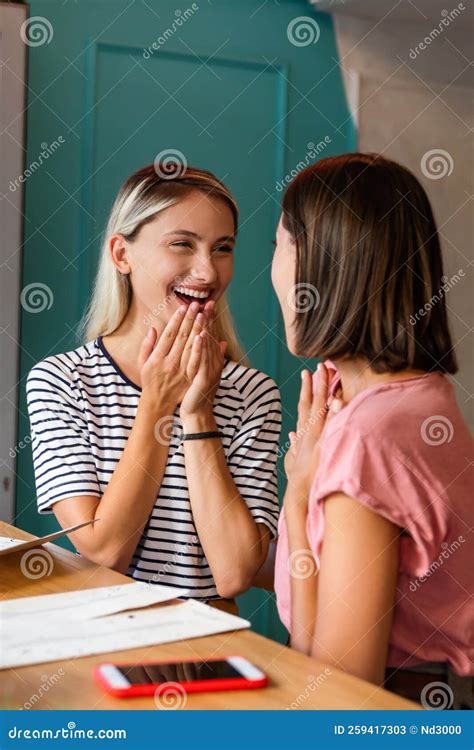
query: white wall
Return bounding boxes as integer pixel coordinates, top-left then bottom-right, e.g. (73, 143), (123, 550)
(320, 4), (473, 429)
(0, 3), (28, 521)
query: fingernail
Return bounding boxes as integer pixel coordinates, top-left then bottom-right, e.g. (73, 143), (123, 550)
(147, 328), (154, 340)
(316, 363), (322, 372)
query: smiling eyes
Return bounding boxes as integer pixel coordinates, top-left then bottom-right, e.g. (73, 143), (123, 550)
(170, 241), (233, 254)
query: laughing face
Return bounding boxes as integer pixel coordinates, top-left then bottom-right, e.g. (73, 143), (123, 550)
(109, 189), (236, 330)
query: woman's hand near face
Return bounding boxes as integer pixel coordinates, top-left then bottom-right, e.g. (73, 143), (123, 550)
(283, 364), (344, 655)
(179, 300), (227, 419)
(284, 364), (342, 510)
(138, 302), (204, 413)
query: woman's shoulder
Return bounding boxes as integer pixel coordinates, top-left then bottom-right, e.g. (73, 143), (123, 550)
(221, 358), (281, 414)
(320, 371), (471, 498)
(329, 372), (457, 441)
(26, 339), (101, 391)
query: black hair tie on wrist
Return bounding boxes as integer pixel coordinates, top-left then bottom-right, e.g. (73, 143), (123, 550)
(182, 431), (223, 441)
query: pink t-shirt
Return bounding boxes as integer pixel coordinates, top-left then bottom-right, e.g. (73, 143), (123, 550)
(275, 364), (473, 676)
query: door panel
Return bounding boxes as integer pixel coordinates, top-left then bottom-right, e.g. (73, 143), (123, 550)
(79, 42), (288, 372)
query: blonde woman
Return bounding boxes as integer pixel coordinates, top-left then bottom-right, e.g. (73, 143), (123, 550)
(26, 164), (281, 610)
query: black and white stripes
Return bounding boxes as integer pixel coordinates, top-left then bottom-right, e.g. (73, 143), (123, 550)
(26, 337), (281, 600)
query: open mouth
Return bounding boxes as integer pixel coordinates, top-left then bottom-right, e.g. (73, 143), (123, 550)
(172, 286), (212, 306)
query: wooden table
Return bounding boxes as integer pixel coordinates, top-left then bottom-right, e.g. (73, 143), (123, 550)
(0, 521), (419, 710)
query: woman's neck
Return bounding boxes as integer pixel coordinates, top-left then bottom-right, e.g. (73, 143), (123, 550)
(332, 358), (429, 403)
(101, 300), (156, 387)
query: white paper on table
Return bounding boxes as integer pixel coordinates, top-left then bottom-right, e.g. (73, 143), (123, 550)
(0, 519), (98, 557)
(0, 582), (188, 622)
(0, 599), (250, 669)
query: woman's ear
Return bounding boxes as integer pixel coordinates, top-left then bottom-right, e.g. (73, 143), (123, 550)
(109, 234), (131, 275)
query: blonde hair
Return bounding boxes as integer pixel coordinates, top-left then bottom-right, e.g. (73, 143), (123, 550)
(78, 164), (248, 365)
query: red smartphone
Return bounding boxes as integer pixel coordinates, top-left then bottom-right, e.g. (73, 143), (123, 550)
(94, 656), (267, 698)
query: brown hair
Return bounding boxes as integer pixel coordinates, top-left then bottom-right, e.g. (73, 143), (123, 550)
(282, 153), (458, 374)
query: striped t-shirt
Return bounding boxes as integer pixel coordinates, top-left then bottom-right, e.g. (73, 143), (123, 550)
(26, 336), (281, 600)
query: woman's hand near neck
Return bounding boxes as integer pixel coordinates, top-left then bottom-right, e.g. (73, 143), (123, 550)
(101, 296), (153, 388)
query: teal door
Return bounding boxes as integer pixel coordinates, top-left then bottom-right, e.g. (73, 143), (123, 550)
(16, 0), (355, 643)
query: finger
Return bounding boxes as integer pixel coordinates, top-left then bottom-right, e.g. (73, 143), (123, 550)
(138, 327), (157, 370)
(206, 324), (221, 361)
(202, 331), (215, 408)
(181, 311), (205, 369)
(186, 332), (203, 382)
(209, 336), (224, 379)
(153, 305), (187, 357)
(197, 330), (210, 383)
(310, 363), (330, 423)
(203, 300), (217, 336)
(219, 341), (228, 358)
(167, 301), (201, 360)
(203, 299), (216, 318)
(297, 369), (313, 434)
(209, 327), (222, 369)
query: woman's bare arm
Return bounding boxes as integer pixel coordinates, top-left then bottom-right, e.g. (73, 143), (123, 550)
(51, 303), (204, 572)
(310, 492), (400, 685)
(51, 394), (174, 573)
(181, 409), (270, 598)
(252, 538), (277, 591)
(285, 487), (319, 655)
